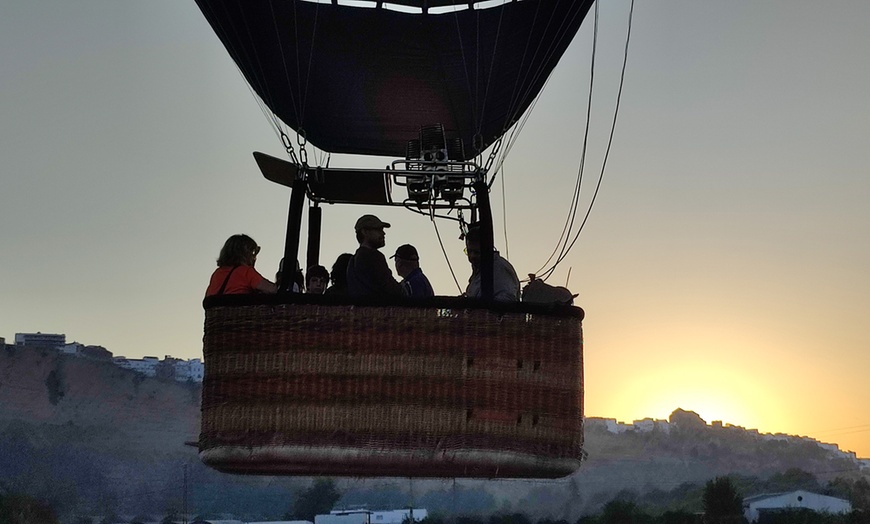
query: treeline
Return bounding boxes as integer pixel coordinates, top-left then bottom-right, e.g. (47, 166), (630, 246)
(420, 507), (870, 524)
(0, 490), (59, 524)
(578, 469), (870, 517)
(2, 472), (869, 524)
(286, 474), (870, 524)
(417, 473), (870, 524)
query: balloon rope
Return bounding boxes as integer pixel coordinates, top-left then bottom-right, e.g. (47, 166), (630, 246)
(532, 0), (600, 278)
(539, 0), (635, 280)
(433, 215), (464, 294)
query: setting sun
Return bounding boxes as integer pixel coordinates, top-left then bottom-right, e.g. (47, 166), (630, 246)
(584, 316), (803, 438)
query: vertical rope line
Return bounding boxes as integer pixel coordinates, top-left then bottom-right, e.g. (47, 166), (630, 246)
(238, 3), (279, 119)
(540, 0), (635, 279)
(497, 1), (592, 180)
(533, 0), (598, 277)
(201, 1), (288, 151)
(543, 0), (634, 276)
(500, 163), (509, 259)
(268, 0), (301, 126)
(433, 215), (464, 293)
(475, 11), (481, 135)
(299, 2), (321, 124)
(552, 0), (598, 270)
(476, 2), (508, 139)
(503, 0), (545, 134)
(452, 9), (477, 151)
(292, 0), (303, 123)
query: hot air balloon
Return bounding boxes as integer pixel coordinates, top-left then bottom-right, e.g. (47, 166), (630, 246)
(196, 0), (592, 478)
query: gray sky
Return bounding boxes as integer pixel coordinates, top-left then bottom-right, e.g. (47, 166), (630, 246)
(2, 1), (869, 456)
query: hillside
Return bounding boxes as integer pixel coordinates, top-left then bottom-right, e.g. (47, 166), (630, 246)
(0, 345), (866, 521)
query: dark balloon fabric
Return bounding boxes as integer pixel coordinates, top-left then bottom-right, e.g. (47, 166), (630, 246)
(195, 0), (594, 159)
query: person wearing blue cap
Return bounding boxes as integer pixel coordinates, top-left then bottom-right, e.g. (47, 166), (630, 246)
(391, 244), (434, 298)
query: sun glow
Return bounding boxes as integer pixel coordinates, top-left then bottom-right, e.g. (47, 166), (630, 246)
(585, 320), (793, 434)
(614, 366), (766, 427)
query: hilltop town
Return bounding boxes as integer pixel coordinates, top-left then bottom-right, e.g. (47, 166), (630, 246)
(2, 332), (203, 382)
(585, 415), (867, 467)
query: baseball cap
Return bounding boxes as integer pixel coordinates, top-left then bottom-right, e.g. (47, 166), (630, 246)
(354, 214), (391, 231)
(391, 244), (419, 261)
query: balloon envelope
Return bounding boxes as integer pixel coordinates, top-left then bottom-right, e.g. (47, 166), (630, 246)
(195, 0), (594, 159)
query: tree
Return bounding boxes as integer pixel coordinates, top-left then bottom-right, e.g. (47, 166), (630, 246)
(286, 478), (342, 521)
(418, 514), (446, 524)
(599, 499), (650, 524)
(701, 477), (742, 524)
(488, 513), (531, 524)
(0, 492), (59, 524)
(766, 468), (819, 493)
(852, 477), (870, 512)
(826, 477), (853, 500)
(658, 510), (700, 524)
(455, 516), (485, 524)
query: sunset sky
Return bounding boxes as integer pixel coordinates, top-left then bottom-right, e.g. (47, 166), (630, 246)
(2, 1), (868, 458)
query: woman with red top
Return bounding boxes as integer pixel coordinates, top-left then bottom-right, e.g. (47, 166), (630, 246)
(205, 234), (278, 296)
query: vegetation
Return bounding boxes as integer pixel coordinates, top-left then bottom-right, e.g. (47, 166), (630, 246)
(5, 479), (870, 524)
(0, 492), (58, 524)
(702, 477), (743, 523)
(43, 368), (65, 405)
(286, 478), (343, 521)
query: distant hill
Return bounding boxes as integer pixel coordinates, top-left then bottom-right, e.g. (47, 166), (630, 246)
(0, 345), (866, 521)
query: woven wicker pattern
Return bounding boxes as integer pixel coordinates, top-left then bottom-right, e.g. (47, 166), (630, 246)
(200, 300), (583, 478)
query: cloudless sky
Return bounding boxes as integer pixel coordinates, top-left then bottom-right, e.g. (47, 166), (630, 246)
(2, 1), (869, 458)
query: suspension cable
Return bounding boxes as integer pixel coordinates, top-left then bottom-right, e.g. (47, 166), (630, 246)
(432, 216), (464, 294)
(532, 0), (600, 277)
(538, 0), (636, 281)
(548, 0), (600, 273)
(492, 0), (594, 191)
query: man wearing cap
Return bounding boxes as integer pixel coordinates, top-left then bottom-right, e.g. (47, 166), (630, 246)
(346, 214), (404, 297)
(392, 244), (435, 298)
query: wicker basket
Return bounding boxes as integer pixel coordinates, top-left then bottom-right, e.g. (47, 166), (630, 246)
(200, 295), (584, 478)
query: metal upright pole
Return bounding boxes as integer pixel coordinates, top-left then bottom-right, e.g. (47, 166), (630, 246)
(182, 463), (188, 524)
(281, 177), (307, 293)
(306, 204), (322, 271)
(472, 180), (494, 301)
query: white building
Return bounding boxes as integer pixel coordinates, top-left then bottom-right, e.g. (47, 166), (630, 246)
(60, 342), (84, 355)
(174, 357), (205, 382)
(316, 509), (427, 524)
(743, 490), (851, 523)
(370, 509), (427, 524)
(634, 418), (656, 432)
(632, 418), (670, 434)
(316, 511), (370, 524)
(112, 355), (204, 382)
(114, 355), (161, 377)
(586, 418), (632, 434)
(15, 332), (66, 348)
(248, 521), (312, 524)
